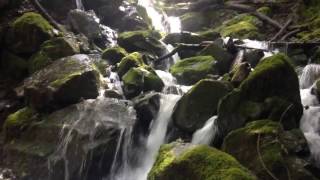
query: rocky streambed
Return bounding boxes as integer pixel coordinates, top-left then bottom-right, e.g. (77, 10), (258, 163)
(1, 0), (320, 180)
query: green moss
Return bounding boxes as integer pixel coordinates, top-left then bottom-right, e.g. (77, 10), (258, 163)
(222, 21), (260, 39)
(7, 12), (54, 53)
(101, 46), (128, 65)
(216, 14), (262, 40)
(296, 1), (320, 41)
(169, 56), (217, 85)
(12, 12), (53, 34)
(117, 52), (145, 77)
(122, 66), (164, 98)
(148, 144), (175, 178)
(222, 120), (289, 180)
(28, 37), (80, 73)
(117, 30), (163, 54)
(50, 71), (83, 88)
(257, 7), (272, 16)
(240, 53), (300, 103)
(198, 44), (233, 74)
(148, 143), (256, 180)
(3, 107), (37, 139)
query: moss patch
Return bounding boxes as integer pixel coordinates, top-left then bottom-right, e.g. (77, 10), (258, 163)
(101, 46), (128, 65)
(169, 56), (217, 85)
(148, 143), (256, 180)
(117, 52), (145, 77)
(3, 107), (37, 140)
(6, 12), (54, 53)
(216, 14), (262, 40)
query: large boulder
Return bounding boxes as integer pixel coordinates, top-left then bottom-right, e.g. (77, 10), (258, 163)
(172, 79), (232, 133)
(1, 98), (136, 180)
(117, 30), (165, 56)
(222, 120), (316, 180)
(122, 67), (164, 99)
(148, 142), (256, 180)
(28, 37), (80, 73)
(169, 56), (218, 85)
(5, 12), (55, 54)
(216, 54), (303, 145)
(68, 9), (117, 48)
(15, 54), (101, 112)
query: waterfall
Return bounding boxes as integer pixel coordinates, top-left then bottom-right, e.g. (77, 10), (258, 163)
(138, 0), (181, 33)
(75, 0), (84, 10)
(191, 116), (218, 145)
(300, 64), (320, 89)
(155, 70), (191, 95)
(48, 98), (136, 180)
(299, 64), (320, 167)
(300, 107), (320, 166)
(111, 94), (181, 180)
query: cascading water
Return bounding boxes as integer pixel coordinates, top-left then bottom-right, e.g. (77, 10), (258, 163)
(106, 1), (184, 180)
(75, 0), (84, 10)
(191, 116), (218, 145)
(299, 64), (320, 167)
(137, 0), (181, 33)
(48, 97), (136, 180)
(300, 64), (320, 89)
(111, 94), (180, 180)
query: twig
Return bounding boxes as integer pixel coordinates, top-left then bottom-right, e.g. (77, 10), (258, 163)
(270, 18), (293, 42)
(29, 0), (65, 33)
(257, 134), (280, 180)
(281, 29), (301, 41)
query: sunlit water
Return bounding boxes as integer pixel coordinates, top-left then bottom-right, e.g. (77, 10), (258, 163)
(138, 0), (181, 33)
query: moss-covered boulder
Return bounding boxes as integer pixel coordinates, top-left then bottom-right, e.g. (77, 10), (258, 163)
(172, 79), (232, 133)
(117, 30), (165, 56)
(28, 37), (80, 73)
(2, 98), (136, 180)
(222, 120), (317, 180)
(3, 107), (37, 140)
(148, 142), (256, 180)
(169, 56), (218, 85)
(198, 44), (234, 74)
(5, 12), (55, 54)
(216, 14), (262, 40)
(117, 52), (145, 78)
(101, 46), (128, 65)
(122, 67), (164, 99)
(16, 54), (101, 112)
(216, 54), (303, 144)
(1, 51), (28, 80)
